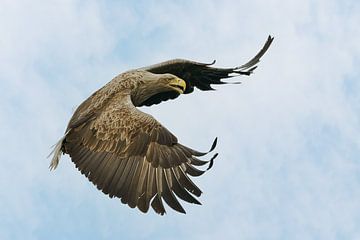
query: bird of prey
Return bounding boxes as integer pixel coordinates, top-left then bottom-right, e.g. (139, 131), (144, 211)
(49, 35), (273, 215)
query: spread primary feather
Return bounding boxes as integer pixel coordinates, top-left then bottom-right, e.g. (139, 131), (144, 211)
(49, 35), (273, 215)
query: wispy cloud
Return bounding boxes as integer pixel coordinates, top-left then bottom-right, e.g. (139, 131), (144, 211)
(0, 0), (359, 239)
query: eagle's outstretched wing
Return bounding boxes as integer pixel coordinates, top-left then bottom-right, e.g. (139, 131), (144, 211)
(61, 94), (217, 215)
(49, 35), (274, 215)
(139, 35), (274, 106)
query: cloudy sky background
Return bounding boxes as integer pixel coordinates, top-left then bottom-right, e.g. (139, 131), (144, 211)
(1, 0), (360, 239)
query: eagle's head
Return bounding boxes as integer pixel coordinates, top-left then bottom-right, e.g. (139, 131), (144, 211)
(131, 71), (187, 107)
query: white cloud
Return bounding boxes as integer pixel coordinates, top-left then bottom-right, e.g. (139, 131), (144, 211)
(0, 0), (359, 239)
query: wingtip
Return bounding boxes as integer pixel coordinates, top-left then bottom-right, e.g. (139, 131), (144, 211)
(235, 35), (274, 71)
(179, 208), (187, 214)
(201, 59), (217, 66)
(209, 137), (218, 152)
(208, 59), (216, 65)
(267, 35), (275, 45)
(206, 152), (218, 171)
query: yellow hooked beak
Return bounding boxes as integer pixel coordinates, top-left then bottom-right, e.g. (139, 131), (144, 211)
(168, 77), (186, 94)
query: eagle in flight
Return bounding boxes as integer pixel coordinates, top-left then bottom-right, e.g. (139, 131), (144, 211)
(49, 36), (273, 215)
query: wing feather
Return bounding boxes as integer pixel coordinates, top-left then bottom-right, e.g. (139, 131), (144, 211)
(101, 156), (123, 195)
(62, 93), (217, 215)
(139, 35), (273, 106)
(185, 163), (206, 177)
(145, 164), (156, 206)
(108, 156), (129, 198)
(151, 193), (166, 215)
(127, 158), (146, 208)
(132, 160), (149, 206)
(175, 166), (202, 197)
(114, 156), (134, 195)
(162, 169), (186, 213)
(170, 168), (201, 205)
(120, 157), (139, 204)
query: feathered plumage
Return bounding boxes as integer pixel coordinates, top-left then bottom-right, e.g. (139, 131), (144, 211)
(50, 35), (273, 215)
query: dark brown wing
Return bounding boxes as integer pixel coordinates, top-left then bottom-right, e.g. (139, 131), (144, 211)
(139, 35), (274, 106)
(63, 95), (217, 215)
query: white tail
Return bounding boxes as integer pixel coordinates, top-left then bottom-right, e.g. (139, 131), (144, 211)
(48, 130), (70, 170)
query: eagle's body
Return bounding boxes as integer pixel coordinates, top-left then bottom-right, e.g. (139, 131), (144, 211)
(50, 36), (273, 215)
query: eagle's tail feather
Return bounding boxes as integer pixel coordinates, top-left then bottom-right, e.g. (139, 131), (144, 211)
(48, 130), (70, 170)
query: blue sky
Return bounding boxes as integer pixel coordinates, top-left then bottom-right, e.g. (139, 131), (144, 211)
(1, 0), (360, 239)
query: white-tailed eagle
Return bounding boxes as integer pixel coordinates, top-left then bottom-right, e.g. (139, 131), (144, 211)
(49, 36), (274, 215)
